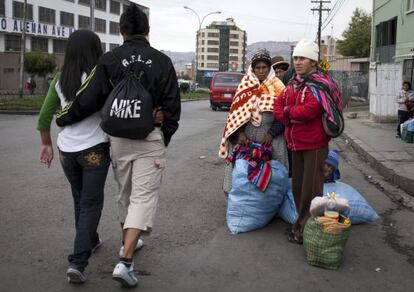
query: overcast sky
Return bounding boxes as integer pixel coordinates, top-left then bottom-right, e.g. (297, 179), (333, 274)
(131, 0), (372, 52)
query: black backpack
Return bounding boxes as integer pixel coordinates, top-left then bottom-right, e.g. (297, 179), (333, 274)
(100, 53), (154, 139)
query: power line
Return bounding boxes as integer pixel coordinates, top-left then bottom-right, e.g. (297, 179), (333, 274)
(311, 0), (331, 61)
(321, 0), (347, 31)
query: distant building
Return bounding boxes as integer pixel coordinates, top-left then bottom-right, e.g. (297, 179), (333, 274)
(320, 35), (338, 61)
(0, 0), (149, 93)
(196, 18), (247, 85)
(369, 0), (414, 122)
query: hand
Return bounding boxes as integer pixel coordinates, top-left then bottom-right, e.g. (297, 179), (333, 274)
(261, 133), (273, 146)
(237, 132), (250, 146)
(40, 145), (53, 168)
(153, 108), (164, 125)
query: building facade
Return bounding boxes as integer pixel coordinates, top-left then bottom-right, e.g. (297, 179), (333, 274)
(196, 18), (246, 85)
(369, 0), (414, 121)
(0, 0), (149, 92)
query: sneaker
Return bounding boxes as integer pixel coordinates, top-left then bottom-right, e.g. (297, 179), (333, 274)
(112, 262), (138, 287)
(66, 267), (87, 284)
(119, 238), (144, 257)
(91, 238), (103, 254)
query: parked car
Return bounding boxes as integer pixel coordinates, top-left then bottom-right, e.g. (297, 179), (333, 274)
(209, 72), (244, 111)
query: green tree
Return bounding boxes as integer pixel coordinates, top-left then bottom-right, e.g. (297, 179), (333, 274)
(337, 9), (371, 58)
(24, 52), (56, 92)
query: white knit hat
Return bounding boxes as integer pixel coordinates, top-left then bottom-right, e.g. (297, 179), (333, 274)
(292, 40), (319, 61)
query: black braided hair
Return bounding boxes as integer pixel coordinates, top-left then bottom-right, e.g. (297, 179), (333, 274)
(120, 4), (149, 36)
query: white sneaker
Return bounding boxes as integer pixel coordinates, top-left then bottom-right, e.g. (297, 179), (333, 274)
(112, 262), (138, 287)
(66, 267), (87, 284)
(119, 238), (144, 257)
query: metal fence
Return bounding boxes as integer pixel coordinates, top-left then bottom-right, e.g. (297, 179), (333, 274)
(330, 70), (369, 105)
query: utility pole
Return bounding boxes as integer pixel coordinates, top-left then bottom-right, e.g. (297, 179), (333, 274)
(19, 0), (27, 98)
(90, 0), (95, 31)
(311, 0), (330, 62)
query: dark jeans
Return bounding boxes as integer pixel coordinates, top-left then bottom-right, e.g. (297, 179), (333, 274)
(59, 142), (110, 270)
(397, 110), (413, 136)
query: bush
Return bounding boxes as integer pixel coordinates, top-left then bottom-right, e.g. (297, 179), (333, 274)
(179, 82), (190, 93)
(24, 52), (56, 77)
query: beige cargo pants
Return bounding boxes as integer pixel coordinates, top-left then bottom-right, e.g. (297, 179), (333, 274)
(109, 128), (166, 233)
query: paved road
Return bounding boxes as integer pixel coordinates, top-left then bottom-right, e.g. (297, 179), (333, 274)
(0, 100), (413, 291)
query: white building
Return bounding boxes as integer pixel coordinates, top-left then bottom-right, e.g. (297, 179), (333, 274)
(196, 18), (247, 85)
(0, 0), (149, 92)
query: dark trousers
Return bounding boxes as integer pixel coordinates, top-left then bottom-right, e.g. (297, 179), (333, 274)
(291, 146), (328, 237)
(59, 143), (110, 270)
(397, 110), (413, 136)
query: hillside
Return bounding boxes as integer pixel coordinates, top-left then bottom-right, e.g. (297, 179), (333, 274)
(166, 41), (297, 70)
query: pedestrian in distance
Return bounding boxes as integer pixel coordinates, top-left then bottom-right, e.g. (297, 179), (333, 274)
(271, 56), (290, 82)
(396, 81), (414, 138)
(220, 48), (288, 193)
(36, 29), (110, 284)
(56, 4), (181, 287)
(274, 40), (342, 244)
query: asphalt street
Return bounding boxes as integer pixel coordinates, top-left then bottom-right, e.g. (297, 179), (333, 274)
(0, 100), (413, 291)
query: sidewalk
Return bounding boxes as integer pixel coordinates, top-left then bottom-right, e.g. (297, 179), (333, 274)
(342, 110), (414, 197)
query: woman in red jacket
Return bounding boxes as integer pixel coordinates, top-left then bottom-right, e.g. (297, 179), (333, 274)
(274, 40), (337, 244)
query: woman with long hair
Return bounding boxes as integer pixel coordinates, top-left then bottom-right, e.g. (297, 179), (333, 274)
(36, 30), (110, 284)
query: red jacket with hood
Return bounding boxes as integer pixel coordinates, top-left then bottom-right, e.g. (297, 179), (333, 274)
(274, 83), (329, 151)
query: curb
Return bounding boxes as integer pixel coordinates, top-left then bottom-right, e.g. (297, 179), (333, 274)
(0, 99), (209, 115)
(341, 129), (414, 197)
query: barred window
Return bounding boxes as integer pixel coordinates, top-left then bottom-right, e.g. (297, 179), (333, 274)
(94, 18), (106, 33)
(230, 49), (238, 54)
(0, 0), (5, 16)
(230, 34), (239, 39)
(3, 68), (15, 74)
(60, 11), (74, 27)
(207, 32), (219, 37)
(53, 39), (67, 53)
(39, 7), (55, 24)
(109, 21), (119, 35)
(13, 1), (33, 20)
(110, 0), (120, 14)
(78, 15), (90, 29)
(95, 0), (106, 11)
(229, 56), (238, 61)
(207, 55), (219, 60)
(230, 41), (239, 47)
(207, 40), (219, 45)
(78, 0), (90, 6)
(5, 34), (21, 51)
(31, 37), (49, 52)
(110, 43), (119, 50)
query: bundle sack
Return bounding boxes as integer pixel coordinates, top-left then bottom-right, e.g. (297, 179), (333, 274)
(278, 184), (298, 224)
(324, 182), (379, 224)
(401, 119), (414, 143)
(227, 159), (289, 234)
(303, 219), (350, 270)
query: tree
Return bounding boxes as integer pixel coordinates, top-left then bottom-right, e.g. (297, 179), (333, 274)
(24, 52), (56, 92)
(336, 9), (371, 58)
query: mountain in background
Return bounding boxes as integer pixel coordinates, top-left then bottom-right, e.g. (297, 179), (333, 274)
(165, 41), (297, 71)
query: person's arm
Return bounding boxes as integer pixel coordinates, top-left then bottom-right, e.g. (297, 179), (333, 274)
(287, 88), (324, 122)
(273, 89), (287, 124)
(267, 119), (284, 137)
(396, 91), (406, 104)
(56, 56), (112, 126)
(36, 74), (60, 168)
(159, 63), (181, 146)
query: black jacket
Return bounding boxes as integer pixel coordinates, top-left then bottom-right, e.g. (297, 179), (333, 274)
(56, 35), (181, 146)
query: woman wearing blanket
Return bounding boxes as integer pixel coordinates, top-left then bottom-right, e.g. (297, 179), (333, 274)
(219, 49), (288, 193)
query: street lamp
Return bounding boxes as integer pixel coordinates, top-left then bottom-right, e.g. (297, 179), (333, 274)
(184, 6), (221, 84)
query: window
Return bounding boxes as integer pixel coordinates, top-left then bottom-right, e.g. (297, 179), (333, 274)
(230, 49), (238, 54)
(5, 34), (21, 51)
(207, 47), (218, 53)
(78, 0), (90, 6)
(207, 32), (219, 37)
(0, 0), (5, 17)
(31, 37), (49, 52)
(53, 39), (67, 53)
(78, 15), (90, 29)
(230, 41), (239, 47)
(207, 63), (218, 69)
(230, 34), (239, 39)
(94, 18), (106, 33)
(60, 11), (74, 27)
(110, 0), (120, 14)
(229, 56), (238, 61)
(95, 0), (106, 11)
(207, 40), (219, 45)
(101, 42), (106, 52)
(110, 43), (119, 50)
(408, 0), (414, 11)
(39, 7), (55, 24)
(64, 0), (74, 2)
(109, 21), (119, 35)
(13, 1), (33, 20)
(3, 68), (15, 74)
(207, 55), (218, 60)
